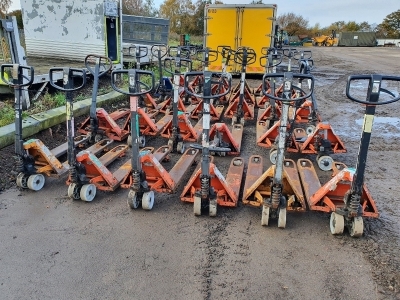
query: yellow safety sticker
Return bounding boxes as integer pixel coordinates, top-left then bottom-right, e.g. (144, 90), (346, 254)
(363, 114), (374, 133)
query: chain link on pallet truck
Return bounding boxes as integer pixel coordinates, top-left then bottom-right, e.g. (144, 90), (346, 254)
(271, 185), (282, 207)
(349, 194), (361, 215)
(200, 176), (210, 198)
(132, 171), (141, 191)
(15, 156), (24, 173)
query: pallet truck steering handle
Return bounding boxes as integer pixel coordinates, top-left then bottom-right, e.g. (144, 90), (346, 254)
(262, 73), (314, 102)
(217, 45), (231, 57)
(150, 44), (168, 59)
(259, 53), (283, 68)
(163, 57), (192, 75)
(282, 48), (297, 57)
(293, 50), (312, 61)
(49, 68), (86, 91)
(0, 64), (34, 87)
(128, 45), (148, 59)
(168, 46), (191, 59)
(234, 47), (256, 65)
(111, 69), (155, 96)
(195, 49), (219, 63)
(183, 71), (232, 99)
(346, 75), (400, 105)
(84, 54), (113, 78)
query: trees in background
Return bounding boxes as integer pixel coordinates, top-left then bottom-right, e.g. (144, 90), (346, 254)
(0, 0), (12, 18)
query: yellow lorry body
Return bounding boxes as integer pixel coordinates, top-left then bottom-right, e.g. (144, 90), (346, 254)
(204, 4), (277, 74)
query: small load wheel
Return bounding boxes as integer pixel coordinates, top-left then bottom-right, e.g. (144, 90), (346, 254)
(68, 183), (81, 200)
(330, 212), (344, 235)
(306, 125), (316, 136)
(27, 174), (45, 191)
(209, 199), (217, 217)
(177, 142), (185, 154)
(139, 136), (146, 148)
(80, 184), (97, 202)
(349, 216), (364, 238)
(261, 205), (270, 226)
(317, 155), (334, 171)
(240, 117), (245, 126)
(232, 116), (237, 126)
(94, 134), (103, 143)
(16, 172), (29, 189)
(278, 207), (287, 228)
(194, 196), (202, 216)
(127, 190), (140, 209)
(269, 149), (277, 165)
(127, 135), (132, 147)
(142, 191), (155, 210)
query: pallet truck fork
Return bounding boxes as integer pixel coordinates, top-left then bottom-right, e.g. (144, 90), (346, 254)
(244, 72), (314, 227)
(181, 67), (244, 216)
(298, 74), (400, 237)
(224, 47), (256, 125)
(76, 54), (125, 142)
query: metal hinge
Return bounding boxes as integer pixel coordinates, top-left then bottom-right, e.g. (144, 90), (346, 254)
(267, 17), (276, 21)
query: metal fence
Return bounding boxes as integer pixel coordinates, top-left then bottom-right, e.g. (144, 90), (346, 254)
(122, 15), (169, 45)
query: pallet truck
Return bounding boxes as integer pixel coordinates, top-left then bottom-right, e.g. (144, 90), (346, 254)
(47, 67), (126, 201)
(111, 69), (199, 209)
(224, 47), (256, 125)
(151, 44), (173, 103)
(297, 74), (400, 237)
(243, 72), (314, 227)
(181, 68), (244, 216)
(159, 46), (201, 152)
(1, 64), (111, 191)
(76, 54), (126, 143)
(188, 48), (225, 122)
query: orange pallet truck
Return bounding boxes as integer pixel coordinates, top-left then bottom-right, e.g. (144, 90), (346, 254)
(224, 47), (256, 125)
(159, 46), (202, 152)
(181, 66), (244, 216)
(1, 64), (111, 191)
(76, 54), (128, 143)
(111, 69), (199, 209)
(297, 74), (400, 237)
(243, 72), (314, 227)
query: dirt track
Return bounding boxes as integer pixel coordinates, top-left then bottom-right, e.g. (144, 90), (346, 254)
(1, 47), (400, 299)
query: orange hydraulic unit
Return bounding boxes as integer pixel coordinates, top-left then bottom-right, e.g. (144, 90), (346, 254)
(209, 123), (244, 155)
(78, 108), (131, 141)
(204, 4), (277, 74)
(190, 100), (224, 121)
(160, 113), (202, 143)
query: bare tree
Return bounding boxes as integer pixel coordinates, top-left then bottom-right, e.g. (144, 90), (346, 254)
(277, 12), (309, 36)
(0, 0), (12, 18)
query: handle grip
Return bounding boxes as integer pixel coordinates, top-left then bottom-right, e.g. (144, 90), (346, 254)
(293, 50), (312, 61)
(111, 69), (155, 96)
(84, 54), (113, 78)
(262, 72), (314, 102)
(168, 46), (191, 59)
(129, 45), (148, 59)
(195, 49), (219, 63)
(150, 44), (168, 58)
(0, 64), (34, 87)
(233, 47), (257, 65)
(184, 71), (231, 99)
(282, 48), (297, 57)
(49, 68), (86, 91)
(260, 53), (283, 68)
(346, 74), (400, 105)
(163, 57), (192, 75)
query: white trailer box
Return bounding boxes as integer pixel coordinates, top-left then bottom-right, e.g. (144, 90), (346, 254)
(21, 0), (121, 62)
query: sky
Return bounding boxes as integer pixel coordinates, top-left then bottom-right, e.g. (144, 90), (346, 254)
(8, 0), (399, 28)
